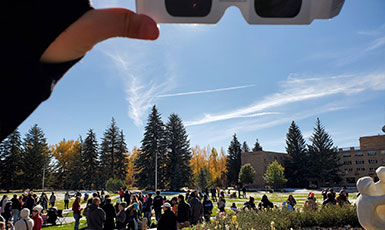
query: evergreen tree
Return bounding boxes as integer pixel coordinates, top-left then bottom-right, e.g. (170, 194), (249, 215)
(241, 141), (250, 153)
(115, 130), (128, 181)
(308, 118), (342, 186)
(0, 129), (23, 191)
(165, 113), (193, 191)
(252, 139), (263, 152)
(82, 129), (99, 189)
(196, 167), (211, 191)
(284, 121), (309, 188)
(226, 134), (242, 186)
(135, 105), (167, 189)
(100, 118), (120, 186)
(22, 124), (50, 189)
(68, 138), (83, 190)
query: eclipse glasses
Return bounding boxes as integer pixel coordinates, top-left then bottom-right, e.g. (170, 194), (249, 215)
(136, 0), (345, 25)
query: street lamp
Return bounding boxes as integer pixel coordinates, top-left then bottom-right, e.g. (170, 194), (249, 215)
(155, 147), (172, 191)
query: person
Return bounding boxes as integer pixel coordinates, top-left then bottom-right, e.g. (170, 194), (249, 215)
(25, 194), (35, 213)
(15, 209), (33, 230)
(243, 197), (257, 211)
(321, 189), (328, 201)
(0, 222), (4, 230)
(153, 191), (163, 223)
(230, 203), (238, 213)
(0, 196), (8, 215)
(217, 196), (226, 213)
(102, 198), (116, 230)
(64, 192), (70, 210)
(170, 197), (178, 215)
(115, 203), (126, 230)
(242, 187), (247, 198)
(303, 193), (318, 211)
(336, 192), (350, 207)
(119, 189), (124, 201)
(11, 195), (21, 224)
(176, 195), (190, 229)
(32, 206), (43, 230)
(188, 192), (203, 225)
(84, 193), (89, 203)
(202, 195), (213, 222)
(287, 195), (296, 210)
(49, 193), (56, 208)
(0, 0), (160, 143)
(1, 200), (12, 226)
(322, 192), (336, 206)
(72, 197), (82, 230)
(87, 198), (106, 230)
(126, 196), (139, 230)
(142, 194), (152, 227)
(210, 187), (217, 202)
(38, 194), (48, 211)
(258, 195), (274, 210)
(340, 185), (349, 199)
(157, 203), (177, 230)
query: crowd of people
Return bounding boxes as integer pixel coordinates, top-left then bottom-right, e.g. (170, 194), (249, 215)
(0, 186), (352, 230)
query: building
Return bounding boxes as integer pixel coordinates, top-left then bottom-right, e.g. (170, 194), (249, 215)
(241, 150), (287, 188)
(339, 134), (385, 186)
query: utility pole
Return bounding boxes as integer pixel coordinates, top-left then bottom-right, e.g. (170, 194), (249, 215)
(42, 166), (45, 191)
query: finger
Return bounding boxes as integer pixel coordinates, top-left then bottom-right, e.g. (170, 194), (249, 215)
(41, 8), (159, 63)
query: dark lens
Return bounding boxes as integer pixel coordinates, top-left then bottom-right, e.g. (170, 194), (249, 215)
(165, 0), (212, 17)
(255, 0), (302, 18)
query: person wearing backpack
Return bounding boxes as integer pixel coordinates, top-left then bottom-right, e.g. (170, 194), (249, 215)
(15, 209), (33, 230)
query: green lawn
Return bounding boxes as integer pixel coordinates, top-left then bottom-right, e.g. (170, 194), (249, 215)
(43, 220), (87, 230)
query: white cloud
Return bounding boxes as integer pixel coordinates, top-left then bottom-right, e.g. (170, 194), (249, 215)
(366, 36), (385, 52)
(185, 72), (385, 127)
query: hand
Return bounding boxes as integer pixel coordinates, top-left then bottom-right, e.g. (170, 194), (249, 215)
(40, 8), (159, 63)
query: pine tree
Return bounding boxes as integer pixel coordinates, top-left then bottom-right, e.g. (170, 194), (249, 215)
(308, 118), (342, 186)
(115, 130), (128, 181)
(226, 134), (242, 186)
(68, 139), (83, 190)
(22, 124), (50, 189)
(0, 129), (23, 191)
(284, 121), (309, 188)
(100, 118), (120, 185)
(241, 141), (250, 153)
(165, 113), (193, 191)
(252, 139), (263, 152)
(135, 105), (167, 190)
(82, 129), (99, 189)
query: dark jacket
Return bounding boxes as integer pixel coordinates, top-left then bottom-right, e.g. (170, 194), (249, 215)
(142, 197), (152, 212)
(153, 195), (163, 210)
(202, 199), (213, 215)
(102, 203), (115, 230)
(188, 198), (203, 225)
(87, 204), (106, 230)
(177, 201), (190, 223)
(157, 209), (177, 230)
(11, 198), (21, 210)
(116, 210), (126, 229)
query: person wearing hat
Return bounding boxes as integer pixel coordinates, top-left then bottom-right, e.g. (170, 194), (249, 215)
(32, 206), (43, 230)
(15, 208), (33, 230)
(157, 202), (176, 230)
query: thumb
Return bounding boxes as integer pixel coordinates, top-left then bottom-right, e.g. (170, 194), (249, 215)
(41, 8), (159, 63)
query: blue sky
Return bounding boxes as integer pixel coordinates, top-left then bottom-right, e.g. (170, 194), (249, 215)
(19, 0), (385, 153)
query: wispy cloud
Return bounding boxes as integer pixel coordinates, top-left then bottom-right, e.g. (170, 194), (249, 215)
(185, 72), (385, 127)
(157, 84), (255, 98)
(357, 23), (385, 36)
(366, 36), (385, 52)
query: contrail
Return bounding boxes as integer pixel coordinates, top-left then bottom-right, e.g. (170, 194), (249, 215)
(157, 84), (256, 98)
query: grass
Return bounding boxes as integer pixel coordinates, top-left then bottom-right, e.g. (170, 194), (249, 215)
(43, 220), (87, 230)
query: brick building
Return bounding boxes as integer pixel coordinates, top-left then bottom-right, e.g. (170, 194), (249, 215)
(339, 134), (385, 186)
(241, 150), (287, 188)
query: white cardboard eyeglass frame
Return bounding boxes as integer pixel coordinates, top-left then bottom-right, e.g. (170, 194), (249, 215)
(136, 0), (345, 25)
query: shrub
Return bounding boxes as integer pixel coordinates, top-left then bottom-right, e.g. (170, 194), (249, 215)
(105, 178), (125, 192)
(186, 205), (361, 230)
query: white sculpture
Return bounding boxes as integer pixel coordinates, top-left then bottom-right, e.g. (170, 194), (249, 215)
(356, 166), (385, 230)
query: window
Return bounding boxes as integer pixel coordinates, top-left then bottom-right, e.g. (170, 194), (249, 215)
(368, 151), (376, 156)
(369, 159), (378, 164)
(381, 150), (385, 155)
(346, 177), (355, 183)
(356, 160), (365, 164)
(356, 168), (366, 171)
(344, 168), (353, 172)
(355, 152), (364, 156)
(344, 161), (352, 165)
(342, 153), (351, 157)
(382, 158), (385, 163)
(369, 168), (375, 171)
